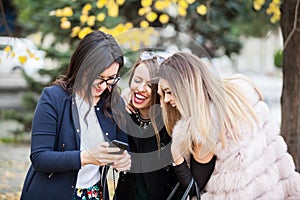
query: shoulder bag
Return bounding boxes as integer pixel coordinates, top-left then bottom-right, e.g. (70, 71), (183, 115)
(167, 178), (200, 200)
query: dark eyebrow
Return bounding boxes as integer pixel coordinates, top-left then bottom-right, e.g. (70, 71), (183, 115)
(161, 86), (170, 91)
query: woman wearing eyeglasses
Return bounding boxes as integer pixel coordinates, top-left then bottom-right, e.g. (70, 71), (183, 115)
(21, 31), (131, 200)
(115, 51), (182, 200)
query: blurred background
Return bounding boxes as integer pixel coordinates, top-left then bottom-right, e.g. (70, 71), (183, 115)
(0, 0), (298, 199)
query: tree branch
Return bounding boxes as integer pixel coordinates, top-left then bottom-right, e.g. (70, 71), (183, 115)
(283, 0), (300, 49)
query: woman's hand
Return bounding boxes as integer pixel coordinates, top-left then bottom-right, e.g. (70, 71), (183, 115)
(112, 150), (131, 172)
(171, 141), (185, 165)
(171, 119), (189, 165)
(80, 142), (129, 167)
(121, 87), (136, 114)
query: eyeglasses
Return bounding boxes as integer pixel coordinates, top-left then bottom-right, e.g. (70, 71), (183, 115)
(140, 51), (166, 65)
(92, 74), (120, 88)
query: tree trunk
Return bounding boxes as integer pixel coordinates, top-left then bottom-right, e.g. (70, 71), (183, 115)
(280, 0), (300, 172)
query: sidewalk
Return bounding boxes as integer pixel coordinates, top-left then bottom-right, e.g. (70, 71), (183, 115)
(0, 120), (30, 199)
(0, 142), (30, 199)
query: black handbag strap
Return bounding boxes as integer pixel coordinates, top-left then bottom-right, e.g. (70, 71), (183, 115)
(167, 182), (180, 200)
(167, 178), (201, 200)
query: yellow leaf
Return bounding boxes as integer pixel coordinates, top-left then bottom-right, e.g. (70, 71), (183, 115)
(257, 0), (265, 5)
(178, 0), (188, 9)
(97, 0), (107, 8)
(125, 22), (133, 29)
(97, 13), (106, 21)
(140, 20), (149, 28)
(60, 17), (68, 22)
(178, 7), (187, 17)
(4, 45), (11, 53)
(11, 51), (15, 57)
(186, 0), (195, 4)
(87, 16), (96, 26)
(270, 16), (277, 23)
(138, 8), (146, 16)
(253, 1), (262, 11)
(139, 7), (151, 16)
(154, 1), (167, 11)
(55, 9), (63, 17)
(78, 27), (93, 39)
(196, 4), (207, 16)
(80, 15), (88, 24)
(116, 0), (125, 5)
(146, 11), (158, 22)
(63, 7), (73, 17)
(159, 14), (169, 24)
(141, 0), (152, 7)
(61, 20), (71, 29)
(108, 3), (119, 17)
(83, 3), (92, 12)
(18, 56), (27, 64)
(272, 0), (281, 5)
(71, 26), (81, 37)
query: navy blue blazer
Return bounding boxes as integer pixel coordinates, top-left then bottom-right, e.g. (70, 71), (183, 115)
(21, 85), (128, 200)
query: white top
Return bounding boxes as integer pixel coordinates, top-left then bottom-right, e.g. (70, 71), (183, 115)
(75, 94), (105, 189)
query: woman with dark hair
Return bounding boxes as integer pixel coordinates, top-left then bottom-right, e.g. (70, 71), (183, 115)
(21, 30), (131, 200)
(115, 51), (181, 200)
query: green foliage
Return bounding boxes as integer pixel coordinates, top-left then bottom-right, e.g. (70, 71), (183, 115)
(274, 49), (283, 68)
(5, 0), (280, 134)
(2, 108), (33, 132)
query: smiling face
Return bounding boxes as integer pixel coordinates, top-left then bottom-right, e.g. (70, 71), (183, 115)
(130, 63), (152, 112)
(91, 62), (119, 102)
(158, 78), (176, 108)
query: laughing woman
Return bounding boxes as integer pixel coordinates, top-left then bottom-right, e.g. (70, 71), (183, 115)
(158, 52), (300, 199)
(115, 51), (181, 200)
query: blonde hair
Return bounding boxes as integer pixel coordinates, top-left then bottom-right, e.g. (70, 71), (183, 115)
(159, 52), (262, 157)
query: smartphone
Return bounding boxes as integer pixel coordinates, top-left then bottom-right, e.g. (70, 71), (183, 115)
(109, 140), (129, 154)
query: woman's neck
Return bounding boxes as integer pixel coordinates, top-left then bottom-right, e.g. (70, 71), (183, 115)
(92, 96), (100, 106)
(77, 91), (99, 106)
(138, 108), (150, 119)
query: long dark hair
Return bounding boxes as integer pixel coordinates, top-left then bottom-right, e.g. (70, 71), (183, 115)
(53, 31), (123, 117)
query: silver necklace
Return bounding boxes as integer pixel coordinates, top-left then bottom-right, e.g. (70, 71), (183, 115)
(135, 111), (151, 129)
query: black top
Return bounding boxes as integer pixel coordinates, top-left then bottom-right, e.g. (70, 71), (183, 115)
(115, 113), (182, 200)
(173, 155), (217, 196)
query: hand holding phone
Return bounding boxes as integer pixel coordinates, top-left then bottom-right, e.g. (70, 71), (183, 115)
(109, 140), (129, 154)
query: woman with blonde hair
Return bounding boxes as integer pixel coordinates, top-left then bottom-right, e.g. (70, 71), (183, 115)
(158, 52), (300, 199)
